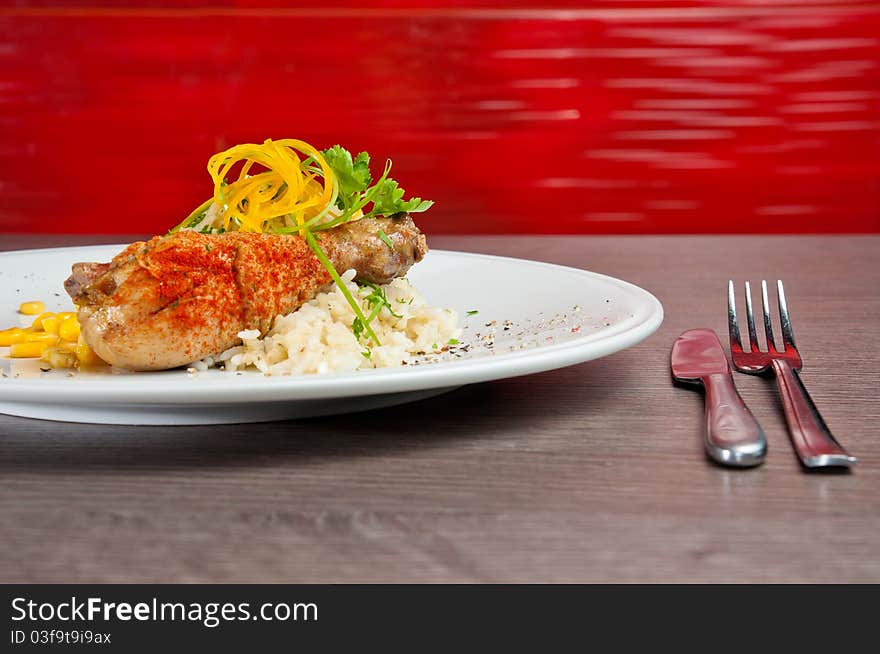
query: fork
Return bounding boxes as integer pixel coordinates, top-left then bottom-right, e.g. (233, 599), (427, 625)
(727, 280), (857, 469)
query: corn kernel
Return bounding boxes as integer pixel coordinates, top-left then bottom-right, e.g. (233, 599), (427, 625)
(24, 332), (59, 344)
(10, 341), (47, 358)
(30, 311), (54, 330)
(41, 316), (60, 334)
(55, 312), (76, 322)
(58, 316), (81, 342)
(41, 345), (78, 369)
(19, 301), (46, 315)
(58, 340), (79, 353)
(77, 345), (101, 366)
(75, 332), (101, 366)
(0, 328), (27, 346)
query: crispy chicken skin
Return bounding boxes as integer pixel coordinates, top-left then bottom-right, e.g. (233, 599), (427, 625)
(65, 214), (427, 370)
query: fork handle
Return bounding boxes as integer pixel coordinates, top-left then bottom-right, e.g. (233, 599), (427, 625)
(771, 360), (857, 468)
(703, 373), (767, 467)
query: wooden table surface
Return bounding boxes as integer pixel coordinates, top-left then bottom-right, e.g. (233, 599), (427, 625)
(1, 234), (878, 583)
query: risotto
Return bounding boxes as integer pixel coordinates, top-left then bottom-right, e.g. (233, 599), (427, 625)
(201, 270), (460, 375)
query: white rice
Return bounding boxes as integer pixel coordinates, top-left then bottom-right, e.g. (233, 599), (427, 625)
(210, 270), (460, 375)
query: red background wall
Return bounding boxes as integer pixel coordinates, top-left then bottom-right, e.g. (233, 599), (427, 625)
(1, 1), (878, 235)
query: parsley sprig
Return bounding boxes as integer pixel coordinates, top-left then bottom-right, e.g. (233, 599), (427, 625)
(317, 145), (433, 228)
(352, 282), (403, 346)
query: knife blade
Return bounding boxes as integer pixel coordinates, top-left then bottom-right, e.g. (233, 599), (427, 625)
(672, 328), (767, 467)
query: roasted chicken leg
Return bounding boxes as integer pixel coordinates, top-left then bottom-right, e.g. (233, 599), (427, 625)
(65, 214), (427, 370)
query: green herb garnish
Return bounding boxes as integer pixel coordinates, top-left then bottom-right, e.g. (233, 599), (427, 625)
(361, 282), (403, 321)
(321, 145), (372, 210)
(352, 317), (366, 341)
(370, 178), (433, 217)
(466, 310), (479, 316)
(306, 231), (378, 345)
(377, 228), (395, 251)
(308, 146), (433, 229)
(171, 142), (433, 347)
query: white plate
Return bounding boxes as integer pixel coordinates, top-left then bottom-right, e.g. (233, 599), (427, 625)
(0, 244), (663, 424)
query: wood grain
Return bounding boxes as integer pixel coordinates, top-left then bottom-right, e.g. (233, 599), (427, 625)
(1, 234), (878, 583)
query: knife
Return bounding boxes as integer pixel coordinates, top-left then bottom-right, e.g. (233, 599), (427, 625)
(671, 328), (767, 467)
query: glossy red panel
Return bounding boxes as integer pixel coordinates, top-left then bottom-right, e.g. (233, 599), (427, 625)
(1, 3), (878, 234)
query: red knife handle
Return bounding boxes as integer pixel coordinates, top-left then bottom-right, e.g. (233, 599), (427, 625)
(703, 373), (767, 467)
(770, 360), (857, 468)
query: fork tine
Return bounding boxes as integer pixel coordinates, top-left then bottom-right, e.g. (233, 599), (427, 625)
(761, 280), (777, 352)
(727, 280), (743, 352)
(777, 280), (797, 351)
(744, 281), (759, 352)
